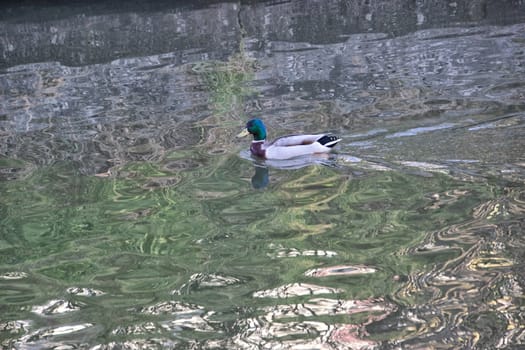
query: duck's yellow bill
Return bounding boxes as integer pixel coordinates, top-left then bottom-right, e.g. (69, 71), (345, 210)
(236, 128), (250, 138)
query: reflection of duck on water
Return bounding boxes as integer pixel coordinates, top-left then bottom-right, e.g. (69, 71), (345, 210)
(249, 156), (340, 189)
(237, 119), (341, 160)
(251, 165), (269, 189)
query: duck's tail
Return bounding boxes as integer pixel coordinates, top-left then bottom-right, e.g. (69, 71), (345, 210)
(317, 135), (341, 148)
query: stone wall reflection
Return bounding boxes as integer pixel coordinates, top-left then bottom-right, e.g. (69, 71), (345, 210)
(0, 3), (240, 69)
(2, 0), (525, 69)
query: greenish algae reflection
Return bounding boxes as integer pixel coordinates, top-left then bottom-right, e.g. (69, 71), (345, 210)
(192, 54), (255, 118)
(190, 52), (255, 143)
(0, 145), (509, 348)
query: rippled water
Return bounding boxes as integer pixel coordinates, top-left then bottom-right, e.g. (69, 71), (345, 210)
(1, 1), (525, 349)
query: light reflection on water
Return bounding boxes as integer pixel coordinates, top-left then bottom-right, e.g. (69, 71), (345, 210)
(1, 1), (525, 349)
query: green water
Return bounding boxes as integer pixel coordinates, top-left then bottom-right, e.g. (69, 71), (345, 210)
(2, 146), (523, 348)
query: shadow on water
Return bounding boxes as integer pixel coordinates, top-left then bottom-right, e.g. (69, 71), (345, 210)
(1, 0), (525, 349)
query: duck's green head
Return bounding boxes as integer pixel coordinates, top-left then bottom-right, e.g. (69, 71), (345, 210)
(237, 118), (267, 141)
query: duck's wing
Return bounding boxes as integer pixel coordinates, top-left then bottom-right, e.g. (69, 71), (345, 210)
(265, 142), (333, 160)
(270, 134), (327, 147)
(263, 134), (341, 160)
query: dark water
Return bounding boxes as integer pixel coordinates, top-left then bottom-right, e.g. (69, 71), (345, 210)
(1, 1), (525, 349)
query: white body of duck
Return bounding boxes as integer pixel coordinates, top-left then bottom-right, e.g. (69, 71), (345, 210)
(237, 119), (341, 160)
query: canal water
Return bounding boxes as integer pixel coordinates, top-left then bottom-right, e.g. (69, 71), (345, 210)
(1, 1), (524, 349)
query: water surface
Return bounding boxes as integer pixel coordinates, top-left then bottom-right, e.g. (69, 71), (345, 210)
(1, 1), (525, 349)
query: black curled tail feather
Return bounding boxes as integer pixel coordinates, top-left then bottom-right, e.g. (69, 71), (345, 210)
(317, 135), (341, 148)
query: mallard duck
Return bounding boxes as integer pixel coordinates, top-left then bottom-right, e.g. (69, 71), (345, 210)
(237, 119), (341, 160)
